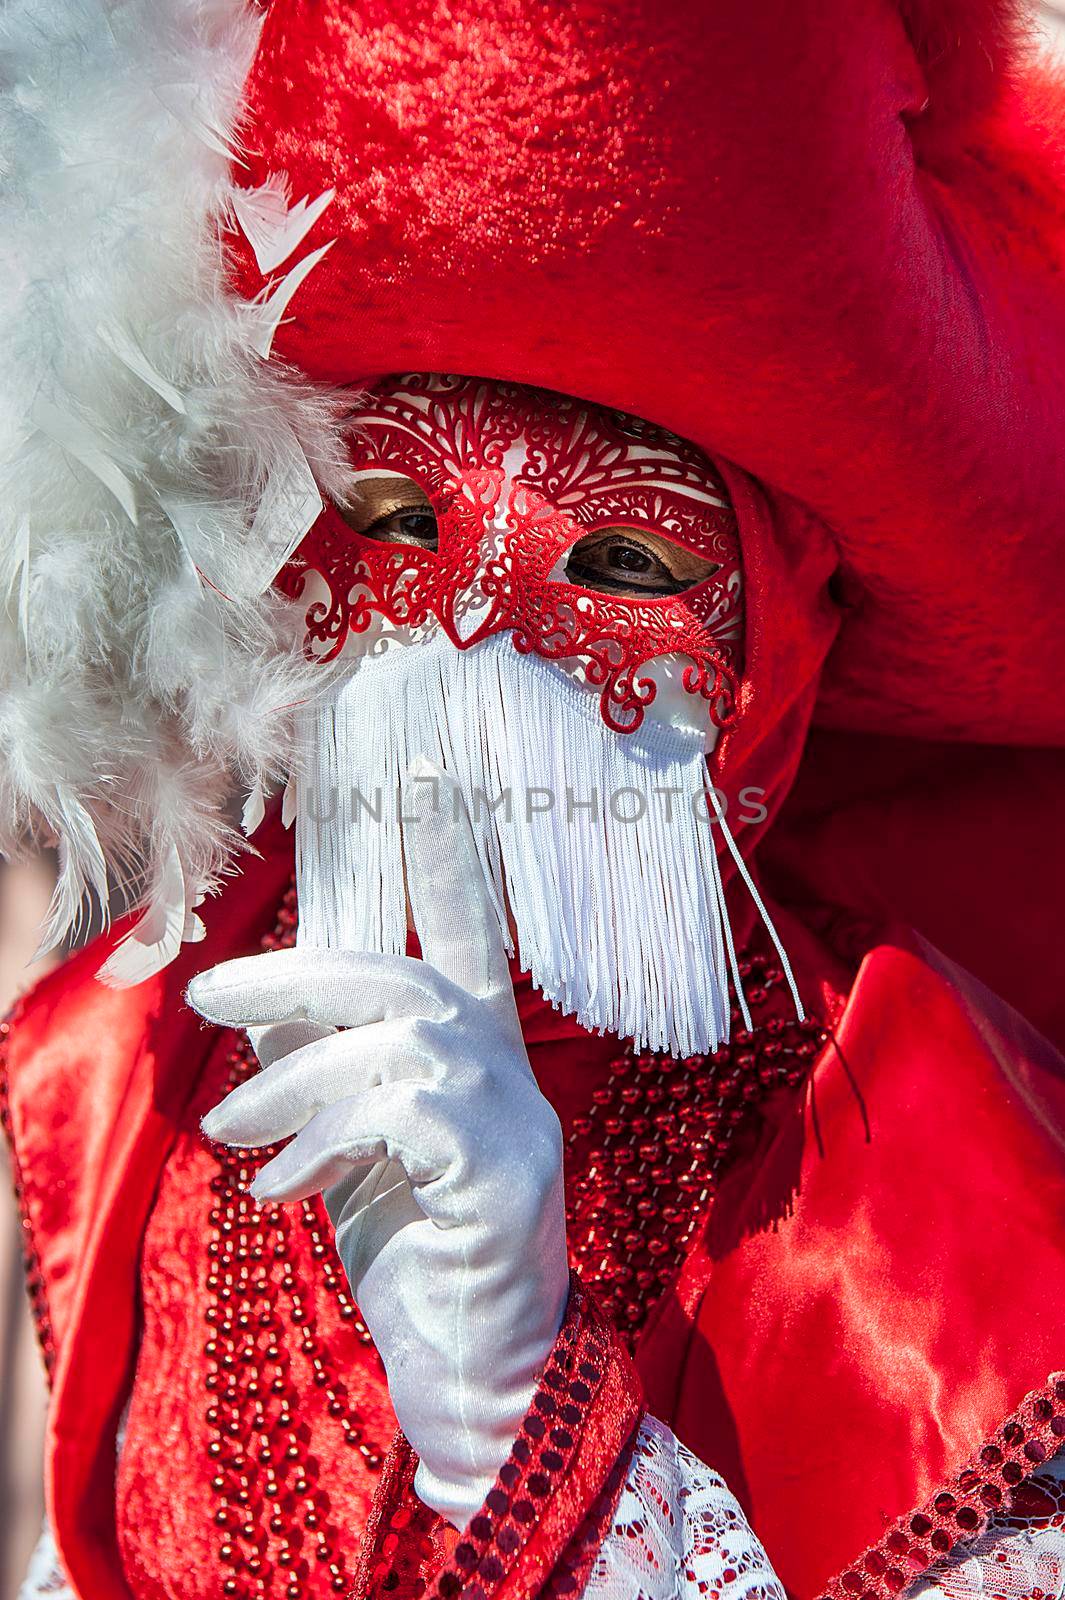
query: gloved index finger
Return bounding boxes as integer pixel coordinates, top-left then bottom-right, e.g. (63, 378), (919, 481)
(186, 946), (454, 1030)
(401, 755), (510, 1001)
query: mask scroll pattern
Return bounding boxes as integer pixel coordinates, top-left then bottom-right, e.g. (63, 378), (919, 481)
(282, 375), (803, 1059)
(281, 373), (744, 735)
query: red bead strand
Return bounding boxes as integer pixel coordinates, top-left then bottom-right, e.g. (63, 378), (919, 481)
(563, 947), (827, 1338)
(201, 885), (385, 1599)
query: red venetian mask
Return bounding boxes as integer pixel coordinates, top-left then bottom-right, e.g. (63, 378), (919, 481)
(280, 374), (743, 733)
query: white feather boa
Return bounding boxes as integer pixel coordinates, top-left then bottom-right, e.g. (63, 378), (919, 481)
(0, 0), (350, 981)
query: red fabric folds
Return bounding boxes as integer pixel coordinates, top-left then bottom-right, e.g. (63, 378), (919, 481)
(638, 936), (1065, 1599)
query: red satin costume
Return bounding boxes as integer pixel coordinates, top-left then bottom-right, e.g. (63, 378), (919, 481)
(4, 3), (1065, 1599)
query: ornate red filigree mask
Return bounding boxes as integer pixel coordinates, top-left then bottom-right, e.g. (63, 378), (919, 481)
(282, 374), (743, 734)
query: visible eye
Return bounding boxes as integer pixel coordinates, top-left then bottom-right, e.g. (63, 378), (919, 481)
(362, 507), (438, 548)
(564, 530), (719, 597)
(335, 474), (439, 550)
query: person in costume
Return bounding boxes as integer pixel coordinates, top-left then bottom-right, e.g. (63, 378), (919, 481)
(2, 3), (1065, 1600)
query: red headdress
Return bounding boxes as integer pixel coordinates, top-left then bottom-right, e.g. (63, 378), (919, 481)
(221, 0), (1065, 1032)
(231, 0), (1065, 724)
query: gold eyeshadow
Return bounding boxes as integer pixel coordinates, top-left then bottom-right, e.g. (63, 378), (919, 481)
(336, 479), (721, 598)
(336, 475), (432, 531)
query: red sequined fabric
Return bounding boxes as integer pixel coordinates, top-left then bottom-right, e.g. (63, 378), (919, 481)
(920, 1452), (1065, 1600)
(821, 1378), (1065, 1600)
(280, 374), (742, 733)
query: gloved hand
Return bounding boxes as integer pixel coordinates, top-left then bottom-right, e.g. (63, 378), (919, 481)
(188, 758), (569, 1529)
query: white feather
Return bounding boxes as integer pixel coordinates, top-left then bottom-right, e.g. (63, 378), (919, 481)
(3, 517), (32, 647)
(244, 424), (324, 595)
(30, 396), (139, 524)
(97, 843), (188, 986)
(281, 771), (298, 829)
(247, 241), (336, 359)
(156, 494), (216, 587)
(0, 0), (353, 980)
(241, 779), (266, 836)
(232, 180), (336, 274)
(153, 78), (244, 160)
(96, 318), (188, 415)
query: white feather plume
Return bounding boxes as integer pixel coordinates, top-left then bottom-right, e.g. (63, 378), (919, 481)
(0, 0), (351, 980)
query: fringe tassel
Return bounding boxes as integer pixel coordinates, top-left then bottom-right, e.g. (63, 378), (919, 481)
(295, 632), (800, 1056)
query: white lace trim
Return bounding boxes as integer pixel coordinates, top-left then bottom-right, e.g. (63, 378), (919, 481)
(581, 1414), (787, 1600)
(583, 1418), (1065, 1600)
(18, 1518), (75, 1600)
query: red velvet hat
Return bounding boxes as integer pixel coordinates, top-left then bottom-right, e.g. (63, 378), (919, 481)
(230, 0), (1065, 748)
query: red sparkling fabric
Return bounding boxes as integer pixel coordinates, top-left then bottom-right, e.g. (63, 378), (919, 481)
(820, 1379), (1065, 1600)
(281, 374), (742, 734)
(352, 1434), (454, 1600)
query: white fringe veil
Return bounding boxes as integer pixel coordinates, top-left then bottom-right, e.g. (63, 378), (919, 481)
(0, 0), (352, 981)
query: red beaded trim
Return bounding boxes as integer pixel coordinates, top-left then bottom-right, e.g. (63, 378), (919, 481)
(355, 1279), (642, 1600)
(820, 1373), (1065, 1600)
(564, 945), (827, 1340)
(200, 882), (387, 1600)
(0, 1005), (57, 1380)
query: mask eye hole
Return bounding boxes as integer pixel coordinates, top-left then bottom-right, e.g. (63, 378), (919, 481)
(564, 528), (720, 598)
(335, 474), (439, 551)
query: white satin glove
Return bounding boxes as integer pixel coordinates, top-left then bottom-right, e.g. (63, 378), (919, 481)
(188, 758), (569, 1529)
